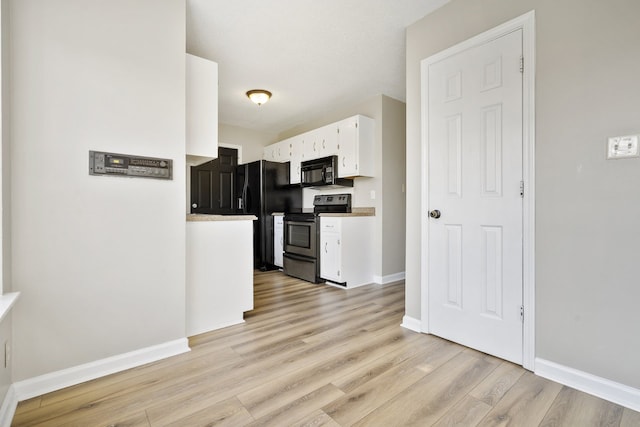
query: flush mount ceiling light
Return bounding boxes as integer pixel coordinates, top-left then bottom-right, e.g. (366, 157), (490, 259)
(246, 89), (272, 106)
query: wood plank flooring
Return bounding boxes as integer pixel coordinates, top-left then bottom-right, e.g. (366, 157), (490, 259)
(12, 271), (640, 426)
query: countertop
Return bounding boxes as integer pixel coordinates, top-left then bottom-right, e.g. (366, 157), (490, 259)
(187, 214), (258, 222)
(271, 207), (375, 217)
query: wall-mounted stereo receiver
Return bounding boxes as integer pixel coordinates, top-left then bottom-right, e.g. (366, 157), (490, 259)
(89, 151), (173, 180)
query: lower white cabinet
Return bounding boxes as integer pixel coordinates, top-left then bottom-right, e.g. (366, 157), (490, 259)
(273, 215), (284, 268)
(320, 216), (374, 288)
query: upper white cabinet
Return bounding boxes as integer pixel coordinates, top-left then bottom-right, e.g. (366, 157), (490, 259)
(302, 129), (321, 161)
(317, 123), (340, 158)
(186, 54), (218, 163)
(289, 135), (304, 184)
(263, 114), (374, 179)
(264, 139), (289, 163)
(337, 115), (375, 178)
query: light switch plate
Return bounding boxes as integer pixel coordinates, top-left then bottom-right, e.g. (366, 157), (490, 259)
(607, 135), (639, 159)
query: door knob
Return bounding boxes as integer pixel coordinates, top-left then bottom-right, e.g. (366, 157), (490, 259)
(192, 203), (198, 209)
(429, 210), (441, 219)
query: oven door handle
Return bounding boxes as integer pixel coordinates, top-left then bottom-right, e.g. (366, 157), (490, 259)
(285, 219), (316, 225)
(283, 253), (313, 262)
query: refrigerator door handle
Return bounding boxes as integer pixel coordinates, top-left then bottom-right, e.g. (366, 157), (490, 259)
(245, 186), (252, 213)
(241, 165), (249, 213)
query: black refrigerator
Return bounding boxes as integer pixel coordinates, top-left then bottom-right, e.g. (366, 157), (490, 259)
(236, 160), (302, 270)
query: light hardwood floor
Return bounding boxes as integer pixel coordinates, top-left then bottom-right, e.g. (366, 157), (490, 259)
(13, 271), (640, 426)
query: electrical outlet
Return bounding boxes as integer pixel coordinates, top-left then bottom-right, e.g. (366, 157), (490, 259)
(370, 190), (376, 200)
(607, 134), (639, 159)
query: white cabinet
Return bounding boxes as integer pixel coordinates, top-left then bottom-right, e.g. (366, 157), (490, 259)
(273, 215), (284, 268)
(186, 54), (218, 164)
(263, 143), (277, 161)
(336, 115), (375, 177)
(302, 129), (321, 161)
(264, 139), (289, 163)
(289, 135), (304, 184)
(320, 216), (374, 288)
(261, 114), (375, 179)
(320, 221), (342, 283)
(318, 123), (339, 157)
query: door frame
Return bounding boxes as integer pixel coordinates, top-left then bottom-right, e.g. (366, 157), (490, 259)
(419, 11), (536, 370)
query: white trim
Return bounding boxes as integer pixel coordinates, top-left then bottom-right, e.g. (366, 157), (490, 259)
(401, 315), (422, 333)
(420, 11), (536, 370)
(13, 338), (190, 402)
(0, 292), (19, 324)
(373, 271), (405, 285)
(219, 142), (243, 164)
(0, 385), (17, 427)
(536, 358), (640, 412)
(520, 11), (536, 372)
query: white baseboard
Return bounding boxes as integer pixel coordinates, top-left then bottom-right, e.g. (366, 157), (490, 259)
(373, 271), (405, 285)
(401, 315), (422, 333)
(13, 338), (190, 402)
(535, 358), (640, 412)
(0, 385), (17, 427)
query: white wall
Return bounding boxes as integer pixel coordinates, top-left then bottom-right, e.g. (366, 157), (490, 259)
(219, 123), (278, 164)
(0, 0), (9, 295)
(10, 0), (186, 381)
(380, 97), (406, 278)
(0, 0), (13, 405)
(406, 0), (640, 389)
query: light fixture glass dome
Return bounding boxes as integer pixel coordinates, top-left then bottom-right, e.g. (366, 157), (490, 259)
(246, 89), (272, 106)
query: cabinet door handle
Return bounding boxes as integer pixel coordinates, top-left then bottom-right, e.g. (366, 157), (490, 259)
(323, 139), (326, 149)
(280, 237), (283, 245)
(325, 242), (328, 253)
(313, 142), (316, 151)
(342, 157), (346, 167)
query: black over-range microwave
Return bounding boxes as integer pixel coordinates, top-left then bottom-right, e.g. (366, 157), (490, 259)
(300, 155), (353, 187)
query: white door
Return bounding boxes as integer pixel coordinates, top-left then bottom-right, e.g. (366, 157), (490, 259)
(427, 29), (523, 364)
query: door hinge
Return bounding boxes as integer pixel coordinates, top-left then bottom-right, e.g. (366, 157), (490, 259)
(519, 55), (524, 73)
(520, 305), (524, 322)
(519, 180), (524, 198)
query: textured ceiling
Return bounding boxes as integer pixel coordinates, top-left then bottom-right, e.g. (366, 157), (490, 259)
(187, 0), (448, 135)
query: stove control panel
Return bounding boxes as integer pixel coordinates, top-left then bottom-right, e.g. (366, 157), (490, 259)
(313, 193), (351, 213)
(89, 151), (172, 180)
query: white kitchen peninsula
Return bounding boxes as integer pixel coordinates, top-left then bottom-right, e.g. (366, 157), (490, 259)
(186, 214), (256, 336)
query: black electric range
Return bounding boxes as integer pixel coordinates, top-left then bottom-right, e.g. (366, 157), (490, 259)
(282, 194), (351, 283)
